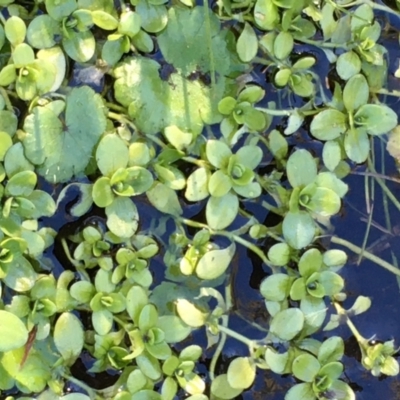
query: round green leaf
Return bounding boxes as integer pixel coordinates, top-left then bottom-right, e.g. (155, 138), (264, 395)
(196, 243), (235, 280)
(45, 0), (77, 21)
(343, 73), (369, 112)
(0, 310), (28, 352)
(260, 273), (291, 301)
(0, 131), (12, 161)
(5, 16), (26, 45)
(136, 352), (162, 380)
(93, 177), (114, 208)
(206, 140), (232, 169)
(176, 299), (207, 328)
(156, 315), (191, 343)
(105, 197), (139, 238)
(292, 354), (321, 382)
(137, 1), (168, 33)
(27, 15), (60, 49)
(318, 336), (344, 365)
(310, 110), (347, 141)
(285, 383), (315, 400)
(336, 51), (361, 80)
(282, 211), (316, 249)
(91, 10), (119, 30)
(210, 374), (242, 400)
(286, 149), (317, 188)
(354, 104), (398, 135)
(185, 167), (210, 201)
(227, 357), (256, 389)
(344, 127), (370, 163)
(206, 193), (238, 230)
(146, 182), (182, 216)
(96, 134), (129, 176)
(270, 308), (304, 341)
(62, 30), (95, 63)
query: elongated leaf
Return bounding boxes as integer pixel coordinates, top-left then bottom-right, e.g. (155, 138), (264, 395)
(236, 23), (258, 62)
(196, 243), (235, 280)
(54, 312), (84, 364)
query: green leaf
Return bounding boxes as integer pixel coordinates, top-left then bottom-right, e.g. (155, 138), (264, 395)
(0, 131), (12, 161)
(127, 369), (147, 394)
(265, 348), (289, 374)
(343, 73), (369, 112)
(282, 211), (316, 249)
(299, 249), (322, 277)
(157, 6), (235, 76)
(147, 182), (182, 216)
(119, 11), (141, 37)
(105, 197), (139, 238)
(136, 0), (168, 33)
(93, 177), (114, 208)
(3, 255), (37, 292)
(114, 57), (225, 135)
(344, 127), (370, 163)
(310, 110), (347, 141)
(196, 243), (235, 280)
(0, 310), (28, 352)
(22, 86), (106, 183)
(285, 383), (315, 400)
(318, 337), (344, 364)
(210, 374), (243, 399)
(328, 380), (355, 400)
(254, 0), (278, 30)
(206, 140), (232, 169)
(354, 104), (397, 135)
(286, 149), (317, 188)
(176, 299), (208, 328)
(5, 16), (26, 45)
(27, 15), (60, 49)
(336, 51), (361, 80)
(347, 295), (371, 316)
(5, 171), (37, 197)
(45, 0), (77, 20)
(156, 315), (191, 343)
(270, 308), (304, 341)
(236, 22), (258, 62)
(92, 309), (113, 335)
(54, 312), (84, 364)
(185, 168), (210, 201)
(91, 10), (119, 30)
(206, 193), (239, 230)
(62, 30), (95, 63)
(274, 31), (293, 60)
(227, 357), (256, 389)
(319, 271), (344, 296)
(96, 134), (129, 176)
(260, 274), (291, 301)
(300, 185), (341, 217)
(267, 243), (291, 266)
(322, 140), (342, 171)
(136, 352), (162, 380)
(292, 354), (321, 382)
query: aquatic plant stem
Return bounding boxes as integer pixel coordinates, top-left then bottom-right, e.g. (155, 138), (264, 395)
(333, 302), (367, 347)
(60, 372), (102, 400)
(368, 161), (400, 214)
(216, 324), (256, 349)
(331, 236), (400, 277)
(61, 238), (91, 281)
(209, 285), (231, 380)
(0, 87), (14, 112)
